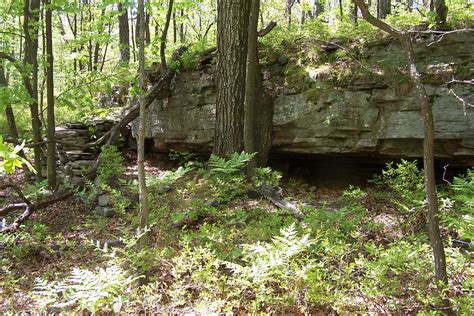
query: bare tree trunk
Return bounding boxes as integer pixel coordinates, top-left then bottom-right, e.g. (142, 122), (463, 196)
(354, 1), (452, 313)
(339, 0), (344, 20)
(145, 8), (151, 45)
(214, 0), (251, 157)
(179, 9), (185, 42)
(379, 0), (391, 18)
(245, 0), (259, 175)
(118, 2), (130, 63)
(131, 13), (137, 62)
(23, 0), (42, 181)
(137, 0), (149, 244)
(100, 17), (113, 72)
(1, 63), (20, 144)
(286, 0), (296, 27)
(172, 11), (177, 43)
(45, 0), (56, 189)
(93, 8), (105, 71)
(434, 0), (448, 25)
(86, 0), (93, 71)
(160, 0), (174, 72)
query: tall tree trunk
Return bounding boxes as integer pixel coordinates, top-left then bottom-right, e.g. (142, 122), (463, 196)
(74, 13), (78, 72)
(93, 8), (106, 71)
(23, 0), (42, 181)
(130, 13), (137, 62)
(160, 0), (174, 72)
(379, 0), (391, 18)
(172, 11), (177, 43)
(45, 0), (56, 189)
(214, 0), (251, 157)
(286, 0), (296, 27)
(118, 2), (130, 63)
(179, 9), (185, 42)
(434, 0), (448, 25)
(1, 62), (19, 142)
(354, 1), (451, 313)
(245, 0), (259, 174)
(137, 0), (149, 244)
(339, 0), (344, 20)
(145, 8), (151, 45)
(86, 0), (93, 71)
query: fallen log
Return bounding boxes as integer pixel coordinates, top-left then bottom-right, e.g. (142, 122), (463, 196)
(253, 184), (304, 220)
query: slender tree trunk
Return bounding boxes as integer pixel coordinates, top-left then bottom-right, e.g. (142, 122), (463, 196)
(1, 62), (19, 142)
(100, 18), (112, 72)
(86, 0), (93, 71)
(352, 3), (358, 24)
(118, 2), (130, 63)
(354, 1), (451, 313)
(434, 0), (448, 25)
(137, 0), (149, 244)
(23, 0), (42, 181)
(40, 4), (46, 128)
(45, 0), (56, 189)
(287, 0), (295, 27)
(179, 9), (185, 42)
(214, 0), (251, 156)
(172, 11), (177, 43)
(160, 0), (174, 72)
(379, 0), (391, 18)
(245, 0), (259, 175)
(93, 8), (105, 71)
(79, 3), (84, 71)
(145, 8), (151, 45)
(74, 13), (77, 72)
(130, 13), (137, 62)
(339, 0), (344, 20)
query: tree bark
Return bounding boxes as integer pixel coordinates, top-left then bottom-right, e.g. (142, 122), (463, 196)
(160, 0), (174, 72)
(0, 62), (19, 142)
(214, 0), (251, 157)
(245, 0), (259, 174)
(434, 0), (448, 25)
(145, 8), (151, 45)
(378, 0), (391, 18)
(353, 1), (451, 313)
(118, 2), (130, 63)
(93, 8), (105, 71)
(138, 0), (149, 241)
(23, 0), (42, 182)
(45, 0), (56, 189)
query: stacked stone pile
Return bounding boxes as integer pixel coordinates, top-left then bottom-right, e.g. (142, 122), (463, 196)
(54, 120), (124, 180)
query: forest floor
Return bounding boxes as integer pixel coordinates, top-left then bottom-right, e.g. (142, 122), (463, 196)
(0, 152), (472, 314)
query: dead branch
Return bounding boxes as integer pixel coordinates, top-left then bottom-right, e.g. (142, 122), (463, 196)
(197, 21), (278, 66)
(446, 78), (474, 114)
(417, 29), (474, 47)
(0, 203), (28, 216)
(257, 21), (277, 37)
(255, 184), (304, 220)
(0, 189), (74, 233)
(0, 183), (32, 207)
(447, 79), (474, 86)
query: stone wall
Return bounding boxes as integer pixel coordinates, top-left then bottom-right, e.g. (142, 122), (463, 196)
(140, 32), (474, 160)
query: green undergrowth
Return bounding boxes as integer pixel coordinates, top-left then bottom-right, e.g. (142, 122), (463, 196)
(0, 153), (472, 314)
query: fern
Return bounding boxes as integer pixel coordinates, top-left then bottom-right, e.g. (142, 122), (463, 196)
(452, 168), (474, 206)
(208, 152), (255, 177)
(34, 264), (138, 313)
(225, 223), (315, 306)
